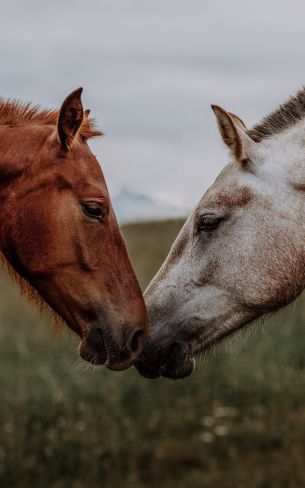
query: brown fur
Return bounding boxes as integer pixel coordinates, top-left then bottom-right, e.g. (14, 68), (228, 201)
(291, 182), (305, 192)
(0, 88), (148, 370)
(0, 98), (102, 140)
(202, 186), (254, 211)
(212, 105), (243, 160)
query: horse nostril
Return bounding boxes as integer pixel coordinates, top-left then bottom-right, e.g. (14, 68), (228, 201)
(79, 326), (107, 365)
(130, 329), (145, 354)
(88, 327), (104, 345)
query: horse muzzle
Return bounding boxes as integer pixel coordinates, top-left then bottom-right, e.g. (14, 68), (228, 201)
(135, 340), (195, 380)
(79, 324), (147, 371)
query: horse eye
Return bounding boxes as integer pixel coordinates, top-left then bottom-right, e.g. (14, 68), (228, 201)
(82, 203), (105, 221)
(198, 215), (221, 232)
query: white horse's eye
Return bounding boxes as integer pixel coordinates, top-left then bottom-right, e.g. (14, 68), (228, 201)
(198, 215), (221, 232)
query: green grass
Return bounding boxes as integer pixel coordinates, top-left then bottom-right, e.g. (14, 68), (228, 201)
(0, 219), (305, 487)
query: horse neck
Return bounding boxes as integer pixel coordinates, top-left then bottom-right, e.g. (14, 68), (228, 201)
(0, 126), (50, 251)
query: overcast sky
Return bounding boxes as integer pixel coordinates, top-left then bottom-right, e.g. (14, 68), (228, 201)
(1, 0), (305, 212)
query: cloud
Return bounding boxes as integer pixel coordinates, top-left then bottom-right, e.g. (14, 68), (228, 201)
(1, 0), (305, 212)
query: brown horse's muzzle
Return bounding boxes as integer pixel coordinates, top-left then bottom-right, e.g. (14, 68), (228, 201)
(78, 323), (147, 371)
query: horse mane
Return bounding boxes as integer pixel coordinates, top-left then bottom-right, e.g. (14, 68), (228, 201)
(1, 253), (65, 331)
(247, 86), (305, 142)
(0, 98), (103, 139)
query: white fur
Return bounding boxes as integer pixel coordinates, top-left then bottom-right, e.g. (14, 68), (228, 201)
(143, 110), (305, 365)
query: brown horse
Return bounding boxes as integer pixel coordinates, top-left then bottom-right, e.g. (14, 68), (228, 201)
(0, 87), (148, 371)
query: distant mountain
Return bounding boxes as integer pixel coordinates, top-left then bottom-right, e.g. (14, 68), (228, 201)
(112, 188), (186, 224)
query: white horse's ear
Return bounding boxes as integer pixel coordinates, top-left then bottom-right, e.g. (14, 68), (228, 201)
(228, 112), (247, 130)
(211, 105), (257, 163)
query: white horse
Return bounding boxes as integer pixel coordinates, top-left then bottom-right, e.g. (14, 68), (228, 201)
(136, 87), (305, 379)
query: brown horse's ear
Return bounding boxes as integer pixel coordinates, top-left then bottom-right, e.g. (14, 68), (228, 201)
(57, 87), (84, 150)
(211, 105), (254, 163)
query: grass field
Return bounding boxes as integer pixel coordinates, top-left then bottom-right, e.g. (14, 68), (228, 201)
(1, 219), (305, 487)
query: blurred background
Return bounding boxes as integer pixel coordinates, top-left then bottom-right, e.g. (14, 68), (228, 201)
(1, 1), (305, 486)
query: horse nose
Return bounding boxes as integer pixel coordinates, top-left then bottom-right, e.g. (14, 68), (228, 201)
(129, 328), (146, 354)
(79, 324), (147, 371)
(105, 326), (147, 371)
(79, 327), (107, 365)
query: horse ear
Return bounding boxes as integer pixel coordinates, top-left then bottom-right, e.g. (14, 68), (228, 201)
(211, 105), (255, 163)
(228, 112), (247, 130)
(57, 87), (84, 151)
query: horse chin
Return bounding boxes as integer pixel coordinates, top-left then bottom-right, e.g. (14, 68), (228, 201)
(78, 341), (107, 366)
(161, 354), (195, 380)
(136, 342), (196, 380)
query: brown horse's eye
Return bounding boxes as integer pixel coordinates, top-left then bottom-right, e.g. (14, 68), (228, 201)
(198, 215), (221, 232)
(82, 203), (105, 222)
